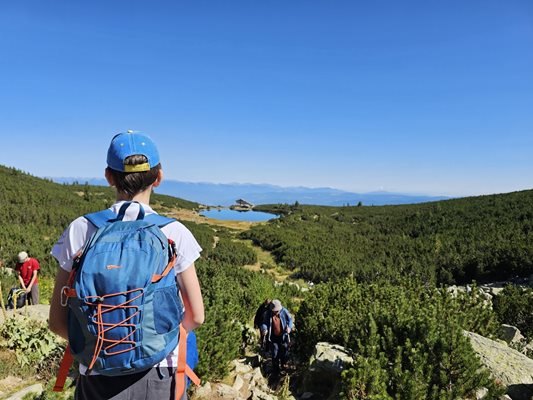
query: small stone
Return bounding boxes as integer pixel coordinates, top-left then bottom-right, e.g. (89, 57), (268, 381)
(475, 387), (488, 399)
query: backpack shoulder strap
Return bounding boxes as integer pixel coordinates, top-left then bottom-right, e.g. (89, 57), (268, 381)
(84, 209), (175, 229)
(144, 214), (175, 228)
(84, 209), (117, 229)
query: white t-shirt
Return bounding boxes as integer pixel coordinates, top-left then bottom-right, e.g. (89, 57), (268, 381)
(51, 201), (202, 374)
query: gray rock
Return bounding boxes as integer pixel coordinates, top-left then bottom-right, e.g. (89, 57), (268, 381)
(300, 393), (314, 399)
(216, 383), (242, 399)
(490, 287), (505, 296)
(6, 383), (43, 400)
(232, 359), (253, 375)
(464, 331), (533, 400)
(476, 387), (488, 399)
(301, 342), (354, 399)
(250, 388), (276, 400)
(0, 304), (51, 325)
(249, 367), (264, 386)
(500, 324), (525, 344)
(523, 340), (533, 355)
(233, 375), (245, 391)
(192, 381), (212, 399)
(309, 342), (354, 374)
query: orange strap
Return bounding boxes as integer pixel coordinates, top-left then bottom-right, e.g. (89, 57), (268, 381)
(175, 325), (201, 399)
(152, 254), (176, 283)
(53, 346), (74, 392)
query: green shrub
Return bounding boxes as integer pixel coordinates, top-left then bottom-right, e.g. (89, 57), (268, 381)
(493, 285), (533, 339)
(210, 238), (257, 266)
(296, 279), (504, 399)
(0, 316), (64, 369)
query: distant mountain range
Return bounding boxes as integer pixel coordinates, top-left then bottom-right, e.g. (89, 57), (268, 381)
(50, 177), (451, 206)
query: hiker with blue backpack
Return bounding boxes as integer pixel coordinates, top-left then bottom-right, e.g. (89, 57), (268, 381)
(260, 299), (293, 375)
(49, 131), (205, 400)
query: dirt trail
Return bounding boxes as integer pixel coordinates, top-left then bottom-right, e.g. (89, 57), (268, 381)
(159, 207), (301, 286)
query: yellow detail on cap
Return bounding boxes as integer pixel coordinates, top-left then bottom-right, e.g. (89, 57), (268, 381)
(124, 163), (150, 172)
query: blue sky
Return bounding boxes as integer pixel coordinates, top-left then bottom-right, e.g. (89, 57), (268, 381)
(0, 1), (531, 196)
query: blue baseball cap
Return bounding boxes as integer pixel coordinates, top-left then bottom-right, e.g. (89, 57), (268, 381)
(107, 131), (160, 172)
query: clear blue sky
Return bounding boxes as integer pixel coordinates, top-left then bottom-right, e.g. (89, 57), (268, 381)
(0, 1), (531, 196)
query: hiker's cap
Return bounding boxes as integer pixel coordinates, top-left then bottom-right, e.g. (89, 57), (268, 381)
(17, 251), (28, 263)
(272, 299), (282, 312)
(107, 131), (160, 172)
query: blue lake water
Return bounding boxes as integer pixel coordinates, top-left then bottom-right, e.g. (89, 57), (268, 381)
(199, 209), (279, 222)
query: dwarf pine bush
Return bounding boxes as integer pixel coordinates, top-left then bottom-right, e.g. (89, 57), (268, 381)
(296, 279), (504, 399)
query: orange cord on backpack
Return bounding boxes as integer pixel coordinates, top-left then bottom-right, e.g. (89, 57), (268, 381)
(85, 288), (144, 371)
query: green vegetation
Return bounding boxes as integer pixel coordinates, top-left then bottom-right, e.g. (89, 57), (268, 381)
(250, 191), (533, 285)
(0, 316), (65, 380)
(494, 285), (533, 339)
(297, 280), (504, 399)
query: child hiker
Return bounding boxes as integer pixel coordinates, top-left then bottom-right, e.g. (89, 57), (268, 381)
(49, 131), (204, 400)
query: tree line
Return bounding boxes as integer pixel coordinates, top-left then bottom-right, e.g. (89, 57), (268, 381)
(249, 191), (533, 285)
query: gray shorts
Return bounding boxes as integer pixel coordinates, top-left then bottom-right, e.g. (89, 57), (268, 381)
(75, 367), (187, 400)
(28, 283), (39, 305)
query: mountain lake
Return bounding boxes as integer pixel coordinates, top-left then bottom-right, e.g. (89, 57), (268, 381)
(199, 209), (279, 222)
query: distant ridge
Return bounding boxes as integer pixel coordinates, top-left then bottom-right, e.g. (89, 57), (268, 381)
(50, 177), (451, 206)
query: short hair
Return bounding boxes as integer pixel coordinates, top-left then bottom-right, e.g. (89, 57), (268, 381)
(107, 155), (161, 197)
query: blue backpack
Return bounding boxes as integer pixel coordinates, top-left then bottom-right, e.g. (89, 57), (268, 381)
(54, 202), (200, 394)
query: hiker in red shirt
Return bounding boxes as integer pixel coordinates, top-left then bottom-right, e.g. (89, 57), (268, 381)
(15, 251), (40, 304)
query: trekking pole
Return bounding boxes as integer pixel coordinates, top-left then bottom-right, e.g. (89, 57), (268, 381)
(12, 289), (26, 315)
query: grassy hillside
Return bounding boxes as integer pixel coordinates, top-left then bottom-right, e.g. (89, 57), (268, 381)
(249, 190), (533, 284)
(0, 165), (199, 277)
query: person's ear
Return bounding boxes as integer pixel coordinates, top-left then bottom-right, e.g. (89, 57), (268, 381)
(105, 168), (115, 187)
(152, 169), (163, 188)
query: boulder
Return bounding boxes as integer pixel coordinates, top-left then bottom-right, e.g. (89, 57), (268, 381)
(0, 304), (51, 325)
(192, 381), (212, 399)
(464, 331), (533, 400)
(490, 287), (506, 296)
(216, 383), (243, 399)
(301, 342), (354, 398)
(232, 358), (253, 375)
(500, 325), (525, 345)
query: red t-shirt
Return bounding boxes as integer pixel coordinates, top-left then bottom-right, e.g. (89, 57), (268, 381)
(15, 258), (40, 286)
(272, 314), (283, 337)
